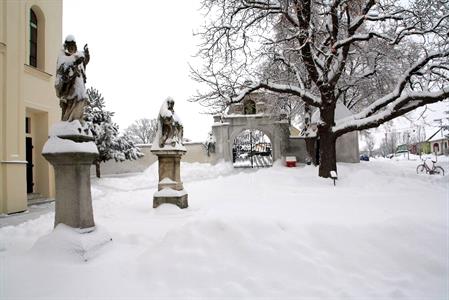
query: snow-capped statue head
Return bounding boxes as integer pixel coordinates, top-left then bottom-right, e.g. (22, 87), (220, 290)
(65, 34), (76, 43)
(166, 97), (175, 111)
(64, 34), (77, 54)
(159, 97), (175, 118)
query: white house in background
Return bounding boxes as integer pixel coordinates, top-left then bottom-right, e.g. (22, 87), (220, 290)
(428, 128), (449, 155)
(291, 102), (359, 164)
(0, 1), (62, 214)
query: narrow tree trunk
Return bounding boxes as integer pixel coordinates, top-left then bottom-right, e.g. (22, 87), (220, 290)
(95, 160), (101, 178)
(305, 138), (317, 165)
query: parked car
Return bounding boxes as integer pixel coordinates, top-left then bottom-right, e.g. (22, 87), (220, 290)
(360, 154), (370, 161)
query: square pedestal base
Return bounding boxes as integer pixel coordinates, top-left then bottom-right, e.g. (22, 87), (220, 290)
(153, 194), (188, 209)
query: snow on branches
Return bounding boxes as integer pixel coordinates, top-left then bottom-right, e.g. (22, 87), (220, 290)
(192, 0), (449, 133)
(192, 0), (448, 177)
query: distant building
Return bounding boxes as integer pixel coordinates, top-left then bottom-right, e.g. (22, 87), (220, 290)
(0, 1), (62, 214)
(427, 128), (449, 155)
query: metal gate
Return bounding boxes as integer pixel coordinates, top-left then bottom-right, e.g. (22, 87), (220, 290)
(232, 129), (273, 168)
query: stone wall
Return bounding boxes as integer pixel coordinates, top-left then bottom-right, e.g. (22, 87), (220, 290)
(286, 132), (360, 163)
(336, 132), (360, 163)
(91, 142), (215, 176)
(286, 138), (309, 162)
(91, 132), (359, 177)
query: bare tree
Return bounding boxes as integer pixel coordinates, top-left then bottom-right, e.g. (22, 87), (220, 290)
(380, 134), (399, 157)
(192, 0), (449, 177)
(363, 131), (376, 157)
(124, 118), (158, 145)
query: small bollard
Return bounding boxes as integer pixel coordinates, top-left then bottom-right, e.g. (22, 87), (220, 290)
(330, 170), (338, 186)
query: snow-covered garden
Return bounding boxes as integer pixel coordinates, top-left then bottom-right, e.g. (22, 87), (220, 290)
(1, 157), (447, 299)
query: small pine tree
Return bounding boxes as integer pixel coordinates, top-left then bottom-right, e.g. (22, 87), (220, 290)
(85, 87), (143, 178)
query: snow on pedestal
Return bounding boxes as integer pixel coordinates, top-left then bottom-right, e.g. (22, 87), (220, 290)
(42, 121), (99, 230)
(43, 136), (98, 154)
(48, 120), (94, 143)
(150, 142), (187, 152)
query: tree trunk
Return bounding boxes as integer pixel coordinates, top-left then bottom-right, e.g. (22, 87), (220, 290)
(95, 160), (101, 178)
(317, 101), (337, 178)
(318, 129), (337, 178)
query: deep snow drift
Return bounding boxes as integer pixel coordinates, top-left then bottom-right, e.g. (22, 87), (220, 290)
(1, 158), (447, 299)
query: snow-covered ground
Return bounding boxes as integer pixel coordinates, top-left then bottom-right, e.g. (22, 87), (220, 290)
(1, 158), (448, 299)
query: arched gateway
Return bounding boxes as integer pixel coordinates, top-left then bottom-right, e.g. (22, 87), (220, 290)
(210, 93), (290, 166)
(233, 129), (273, 168)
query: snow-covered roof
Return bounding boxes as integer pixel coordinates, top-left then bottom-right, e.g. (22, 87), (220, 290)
(311, 102), (353, 124)
(427, 128), (449, 142)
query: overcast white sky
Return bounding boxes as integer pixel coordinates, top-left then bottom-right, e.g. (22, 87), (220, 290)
(63, 0), (448, 146)
(63, 0), (212, 142)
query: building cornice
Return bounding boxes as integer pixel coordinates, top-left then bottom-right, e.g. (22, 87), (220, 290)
(24, 100), (54, 112)
(24, 64), (53, 81)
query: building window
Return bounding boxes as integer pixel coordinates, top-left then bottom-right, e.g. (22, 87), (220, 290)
(30, 9), (38, 67)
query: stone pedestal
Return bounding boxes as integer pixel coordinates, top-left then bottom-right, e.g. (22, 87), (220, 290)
(151, 149), (188, 209)
(42, 122), (98, 230)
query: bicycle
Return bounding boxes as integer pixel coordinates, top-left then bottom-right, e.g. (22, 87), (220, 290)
(416, 158), (445, 176)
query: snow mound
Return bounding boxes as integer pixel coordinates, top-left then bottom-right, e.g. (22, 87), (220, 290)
(92, 161), (236, 192)
(30, 224), (112, 262)
(180, 161), (236, 183)
(137, 217), (446, 298)
(154, 203), (183, 215)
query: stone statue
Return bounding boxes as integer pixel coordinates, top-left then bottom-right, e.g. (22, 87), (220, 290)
(55, 35), (90, 123)
(205, 131), (216, 156)
(158, 97), (183, 147)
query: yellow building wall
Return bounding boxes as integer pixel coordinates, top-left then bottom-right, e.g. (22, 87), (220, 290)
(0, 0), (62, 214)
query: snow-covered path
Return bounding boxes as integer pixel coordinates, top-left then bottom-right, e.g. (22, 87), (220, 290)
(1, 159), (447, 299)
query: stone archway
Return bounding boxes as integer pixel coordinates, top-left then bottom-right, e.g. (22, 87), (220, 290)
(232, 129), (273, 168)
(211, 114), (289, 164)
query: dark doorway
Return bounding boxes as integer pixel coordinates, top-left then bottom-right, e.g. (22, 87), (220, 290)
(26, 137), (34, 193)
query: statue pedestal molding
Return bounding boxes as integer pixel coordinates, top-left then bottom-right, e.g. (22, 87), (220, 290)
(151, 149), (188, 209)
(42, 121), (98, 230)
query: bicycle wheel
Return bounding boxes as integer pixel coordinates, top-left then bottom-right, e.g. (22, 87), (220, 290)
(434, 166), (445, 176)
(416, 164), (426, 174)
